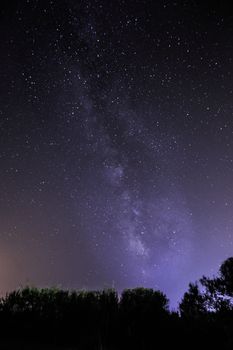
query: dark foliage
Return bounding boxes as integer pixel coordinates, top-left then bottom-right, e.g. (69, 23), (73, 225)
(2, 258), (233, 349)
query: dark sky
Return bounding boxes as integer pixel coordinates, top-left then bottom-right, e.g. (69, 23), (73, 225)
(1, 0), (233, 308)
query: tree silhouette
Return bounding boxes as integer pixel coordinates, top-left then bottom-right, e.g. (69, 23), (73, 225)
(199, 258), (233, 313)
(1, 260), (233, 349)
(179, 283), (206, 318)
(119, 288), (169, 349)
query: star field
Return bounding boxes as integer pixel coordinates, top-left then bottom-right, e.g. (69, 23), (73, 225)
(1, 0), (233, 307)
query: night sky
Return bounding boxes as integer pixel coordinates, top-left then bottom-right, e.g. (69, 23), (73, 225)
(1, 0), (233, 308)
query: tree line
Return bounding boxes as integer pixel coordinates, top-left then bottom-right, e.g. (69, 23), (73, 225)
(1, 257), (233, 349)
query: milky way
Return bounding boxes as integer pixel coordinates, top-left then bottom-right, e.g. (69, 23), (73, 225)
(1, 0), (233, 307)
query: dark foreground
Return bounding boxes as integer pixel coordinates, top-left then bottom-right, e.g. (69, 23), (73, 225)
(2, 257), (233, 349)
